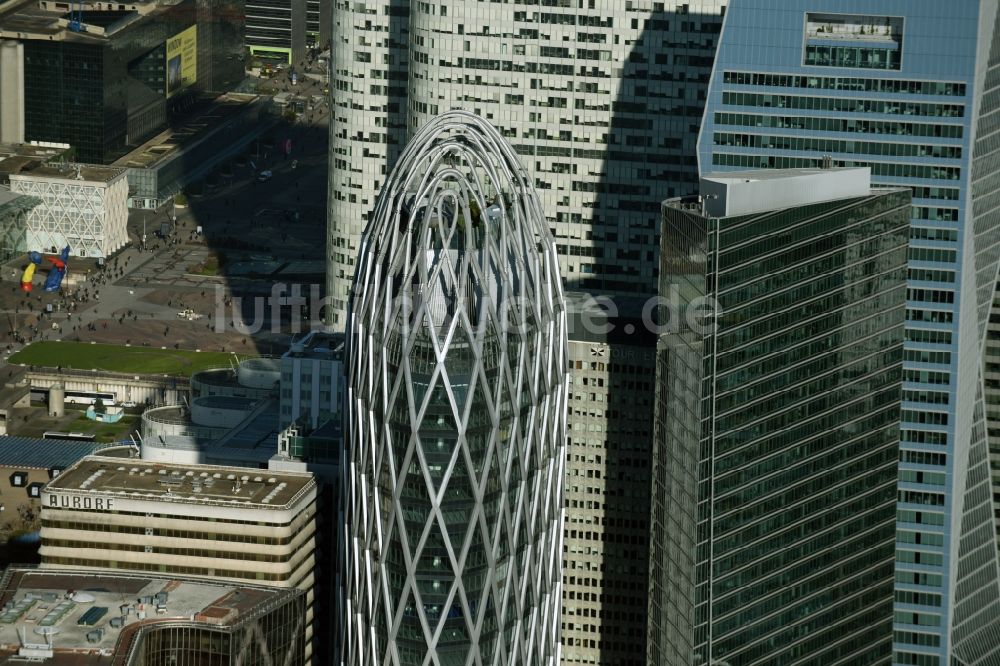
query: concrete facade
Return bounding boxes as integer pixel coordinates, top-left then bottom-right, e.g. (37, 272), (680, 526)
(562, 293), (657, 666)
(326, 0), (729, 326)
(0, 40), (24, 145)
(279, 331), (343, 429)
(40, 455), (318, 662)
(27, 368), (189, 407)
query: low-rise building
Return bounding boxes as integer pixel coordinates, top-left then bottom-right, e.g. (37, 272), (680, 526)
(39, 455), (318, 660)
(0, 436), (124, 537)
(0, 366), (31, 435)
(279, 331), (343, 429)
(113, 93), (277, 209)
(8, 163), (127, 258)
(141, 356), (281, 468)
(0, 565), (306, 665)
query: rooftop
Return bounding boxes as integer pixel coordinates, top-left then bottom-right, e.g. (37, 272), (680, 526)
(285, 331), (345, 361)
(192, 395), (258, 411)
(45, 455), (314, 509)
(112, 94), (264, 171)
(0, 437), (121, 470)
(0, 0), (166, 43)
(0, 566), (296, 666)
(207, 399), (282, 466)
(565, 291), (657, 347)
(191, 367), (243, 388)
(696, 167), (881, 217)
(0, 143), (72, 182)
(9, 164), (126, 184)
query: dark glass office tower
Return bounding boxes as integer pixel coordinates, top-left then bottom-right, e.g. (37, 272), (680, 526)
(698, 4), (1000, 661)
(650, 167), (911, 664)
(11, 0), (243, 164)
(246, 0), (307, 65)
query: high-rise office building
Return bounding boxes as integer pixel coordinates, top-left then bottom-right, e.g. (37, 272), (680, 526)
(306, 0), (328, 49)
(562, 293), (657, 665)
(342, 111), (567, 666)
(327, 0), (728, 325)
(0, 0), (244, 164)
(246, 0), (323, 65)
(651, 167), (910, 664)
(989, 289), (1000, 552)
(280, 331), (345, 429)
(698, 3), (1000, 662)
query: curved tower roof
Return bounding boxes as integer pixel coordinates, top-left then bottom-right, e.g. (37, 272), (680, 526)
(342, 111), (568, 666)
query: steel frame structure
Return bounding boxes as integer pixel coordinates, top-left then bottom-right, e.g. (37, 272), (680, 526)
(342, 111), (568, 666)
(9, 168), (128, 258)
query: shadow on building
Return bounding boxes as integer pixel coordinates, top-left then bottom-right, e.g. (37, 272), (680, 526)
(559, 7), (725, 663)
(563, 294), (658, 665)
(569, 7), (723, 296)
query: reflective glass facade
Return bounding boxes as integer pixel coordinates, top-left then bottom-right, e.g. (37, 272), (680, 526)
(131, 592), (306, 666)
(246, 0), (306, 64)
(343, 112), (567, 666)
(651, 182), (911, 664)
(698, 2), (1000, 662)
(20, 0), (243, 164)
(0, 192), (35, 263)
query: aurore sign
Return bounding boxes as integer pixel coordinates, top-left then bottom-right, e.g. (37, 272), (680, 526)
(45, 494), (115, 511)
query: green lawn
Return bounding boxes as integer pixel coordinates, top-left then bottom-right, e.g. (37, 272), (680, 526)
(9, 341), (240, 377)
(68, 413), (141, 443)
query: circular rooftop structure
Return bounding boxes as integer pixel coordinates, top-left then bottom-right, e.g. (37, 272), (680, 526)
(190, 395), (257, 429)
(236, 357), (281, 389)
(141, 405), (230, 441)
(190, 357), (280, 399)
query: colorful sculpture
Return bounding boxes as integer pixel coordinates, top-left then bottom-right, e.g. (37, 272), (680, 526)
(19, 252), (42, 292)
(43, 247), (71, 293)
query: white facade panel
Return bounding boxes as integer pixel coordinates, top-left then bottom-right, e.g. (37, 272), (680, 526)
(9, 167), (129, 258)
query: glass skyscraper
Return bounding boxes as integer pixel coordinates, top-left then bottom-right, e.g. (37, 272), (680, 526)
(10, 0), (244, 165)
(652, 167), (911, 664)
(697, 2), (1000, 663)
(342, 111), (567, 666)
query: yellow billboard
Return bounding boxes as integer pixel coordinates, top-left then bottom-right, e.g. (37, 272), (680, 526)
(165, 25), (197, 98)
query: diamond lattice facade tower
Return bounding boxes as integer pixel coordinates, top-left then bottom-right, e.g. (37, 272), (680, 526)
(342, 111), (568, 666)
(698, 3), (1000, 662)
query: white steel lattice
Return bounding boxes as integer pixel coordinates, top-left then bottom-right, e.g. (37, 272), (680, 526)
(9, 169), (128, 258)
(342, 111), (568, 666)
